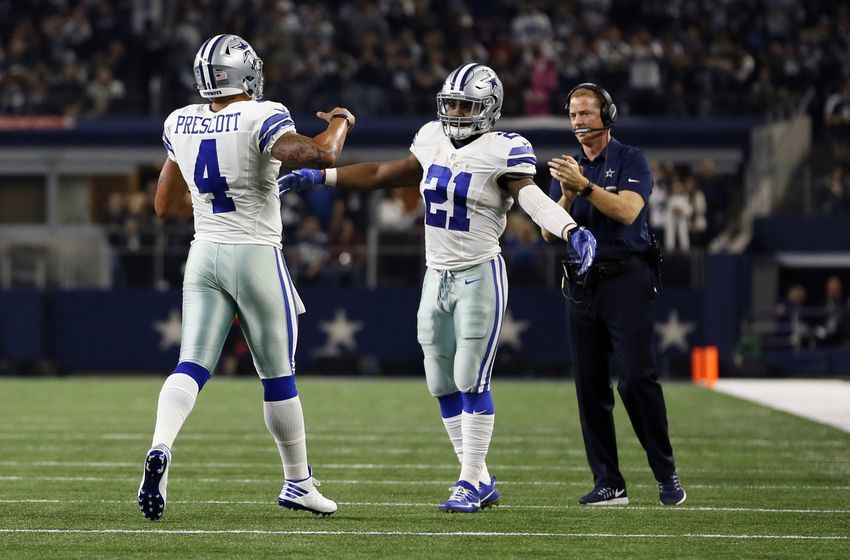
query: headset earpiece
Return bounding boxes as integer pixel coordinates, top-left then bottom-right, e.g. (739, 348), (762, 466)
(566, 82), (617, 129)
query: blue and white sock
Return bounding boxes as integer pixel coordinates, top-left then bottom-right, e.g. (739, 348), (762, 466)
(262, 376), (309, 482)
(151, 363), (210, 449)
(459, 391), (495, 487)
(438, 392), (464, 464)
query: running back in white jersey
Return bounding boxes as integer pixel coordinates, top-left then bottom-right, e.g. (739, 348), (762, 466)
(409, 121), (538, 270)
(162, 100), (295, 248)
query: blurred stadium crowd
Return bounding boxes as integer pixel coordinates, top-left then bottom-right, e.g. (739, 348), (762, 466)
(0, 0), (848, 120)
(3, 0), (848, 229)
(2, 0), (850, 359)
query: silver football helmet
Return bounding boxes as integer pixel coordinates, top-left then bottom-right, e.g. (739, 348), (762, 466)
(436, 64), (503, 140)
(193, 34), (264, 99)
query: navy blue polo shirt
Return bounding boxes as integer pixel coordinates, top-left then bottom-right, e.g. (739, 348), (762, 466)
(549, 137), (652, 262)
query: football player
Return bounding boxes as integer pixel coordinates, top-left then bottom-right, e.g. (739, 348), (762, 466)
(278, 63), (596, 513)
(138, 34), (355, 520)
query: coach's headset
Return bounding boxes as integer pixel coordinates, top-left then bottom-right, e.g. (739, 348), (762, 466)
(566, 83), (618, 133)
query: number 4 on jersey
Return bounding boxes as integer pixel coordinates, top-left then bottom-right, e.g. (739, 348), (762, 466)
(423, 164), (471, 232)
(194, 139), (236, 213)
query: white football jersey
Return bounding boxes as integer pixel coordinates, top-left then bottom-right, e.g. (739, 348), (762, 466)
(162, 99), (295, 248)
(410, 121), (537, 270)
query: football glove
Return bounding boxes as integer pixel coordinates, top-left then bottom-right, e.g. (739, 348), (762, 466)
(278, 168), (325, 196)
(567, 226), (597, 276)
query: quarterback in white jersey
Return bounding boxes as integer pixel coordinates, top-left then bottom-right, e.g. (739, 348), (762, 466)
(139, 34), (355, 521)
(279, 63), (597, 513)
(162, 99), (297, 247)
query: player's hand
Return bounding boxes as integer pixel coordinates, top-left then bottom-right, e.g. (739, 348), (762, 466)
(278, 168), (325, 196)
(567, 226), (597, 275)
(549, 155), (585, 194)
(317, 107), (356, 130)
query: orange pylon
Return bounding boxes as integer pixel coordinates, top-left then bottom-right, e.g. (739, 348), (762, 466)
(691, 346), (719, 387)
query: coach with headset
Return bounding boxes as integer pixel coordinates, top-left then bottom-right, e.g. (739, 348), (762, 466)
(541, 83), (686, 507)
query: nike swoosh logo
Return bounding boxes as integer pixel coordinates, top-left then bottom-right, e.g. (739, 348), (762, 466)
(472, 409), (490, 415)
(627, 178), (640, 183)
(464, 279), (480, 285)
(614, 489), (626, 497)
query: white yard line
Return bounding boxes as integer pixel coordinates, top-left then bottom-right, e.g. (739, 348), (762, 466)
(1, 475), (848, 491)
(0, 528), (845, 540)
(0, 498), (847, 514)
(713, 379), (850, 433)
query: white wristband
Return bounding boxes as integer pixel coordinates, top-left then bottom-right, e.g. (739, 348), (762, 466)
(325, 168), (337, 186)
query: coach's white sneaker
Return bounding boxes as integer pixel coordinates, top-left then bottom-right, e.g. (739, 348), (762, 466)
(278, 468), (337, 516)
(138, 444), (171, 520)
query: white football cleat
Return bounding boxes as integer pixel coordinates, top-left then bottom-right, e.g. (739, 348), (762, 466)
(278, 468), (337, 516)
(138, 444), (171, 520)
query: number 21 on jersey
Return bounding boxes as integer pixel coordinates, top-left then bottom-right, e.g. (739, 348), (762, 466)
(194, 139), (236, 214)
(423, 164), (470, 232)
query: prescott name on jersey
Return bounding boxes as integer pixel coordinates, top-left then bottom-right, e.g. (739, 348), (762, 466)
(163, 100), (294, 249)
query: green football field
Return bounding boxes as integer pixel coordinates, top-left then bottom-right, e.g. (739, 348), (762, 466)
(0, 377), (847, 559)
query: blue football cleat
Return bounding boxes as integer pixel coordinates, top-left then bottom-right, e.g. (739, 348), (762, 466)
(439, 480), (481, 513)
(278, 467), (337, 516)
(659, 473), (687, 505)
(479, 476), (501, 508)
(578, 485), (629, 506)
(138, 444), (171, 520)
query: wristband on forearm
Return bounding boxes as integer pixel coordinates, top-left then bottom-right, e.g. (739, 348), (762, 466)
(325, 168), (337, 186)
(331, 113), (352, 128)
(579, 180), (594, 197)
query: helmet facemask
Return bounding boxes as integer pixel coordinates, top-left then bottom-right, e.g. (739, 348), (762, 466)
(242, 54), (264, 99)
(436, 64), (503, 141)
(437, 94), (497, 141)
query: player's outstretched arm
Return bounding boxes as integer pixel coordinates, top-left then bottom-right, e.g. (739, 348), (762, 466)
(504, 176), (596, 274)
(270, 107), (355, 169)
(540, 193), (575, 242)
(278, 154), (423, 194)
(154, 159), (193, 219)
(504, 176), (578, 241)
(335, 153), (423, 190)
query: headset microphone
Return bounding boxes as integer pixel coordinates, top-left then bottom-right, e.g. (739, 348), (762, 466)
(571, 125), (612, 134)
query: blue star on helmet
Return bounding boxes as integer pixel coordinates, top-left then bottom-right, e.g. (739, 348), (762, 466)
(225, 39), (250, 57)
(476, 77), (501, 92)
